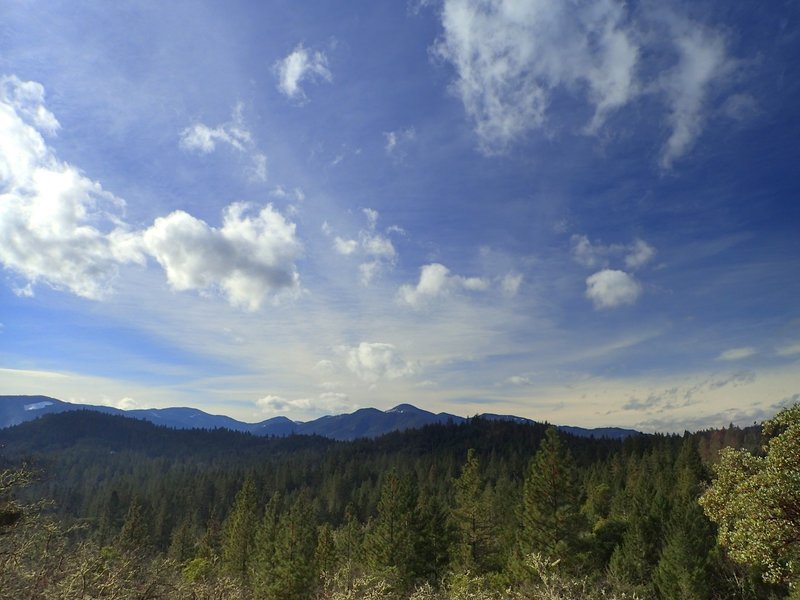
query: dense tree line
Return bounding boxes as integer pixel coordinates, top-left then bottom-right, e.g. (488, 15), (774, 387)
(0, 406), (795, 599)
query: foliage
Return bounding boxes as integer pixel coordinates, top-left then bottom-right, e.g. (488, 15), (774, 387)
(0, 408), (794, 599)
(701, 403), (800, 587)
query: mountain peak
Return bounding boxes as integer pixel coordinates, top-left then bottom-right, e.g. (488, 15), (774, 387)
(387, 403), (426, 415)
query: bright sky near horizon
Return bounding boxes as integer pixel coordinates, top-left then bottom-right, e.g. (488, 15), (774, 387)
(1, 0), (798, 432)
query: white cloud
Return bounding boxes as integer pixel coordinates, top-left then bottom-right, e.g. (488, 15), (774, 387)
(384, 127), (416, 156)
(507, 375), (533, 386)
(275, 44), (332, 101)
(333, 236), (358, 255)
(329, 208), (400, 285)
(659, 19), (734, 168)
(0, 75), (145, 299)
(434, 0), (639, 151)
(501, 272), (523, 296)
(585, 269), (641, 309)
(100, 396), (139, 410)
(624, 239), (656, 269)
(142, 202), (301, 311)
(399, 263), (490, 306)
(363, 208), (379, 230)
(717, 347), (756, 361)
(257, 391), (353, 417)
(571, 234), (655, 270)
(180, 104), (267, 181)
(571, 234), (607, 269)
(342, 342), (414, 383)
(434, 1), (736, 165)
(359, 261), (382, 286)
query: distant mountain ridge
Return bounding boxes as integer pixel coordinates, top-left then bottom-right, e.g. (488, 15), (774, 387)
(0, 395), (639, 441)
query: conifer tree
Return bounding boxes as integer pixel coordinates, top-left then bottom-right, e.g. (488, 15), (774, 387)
(251, 490), (281, 595)
(364, 471), (417, 585)
(520, 427), (585, 569)
(221, 476), (258, 581)
(118, 496), (152, 550)
(269, 494), (317, 599)
(452, 448), (498, 574)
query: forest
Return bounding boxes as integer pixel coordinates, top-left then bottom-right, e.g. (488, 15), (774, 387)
(1, 404), (798, 599)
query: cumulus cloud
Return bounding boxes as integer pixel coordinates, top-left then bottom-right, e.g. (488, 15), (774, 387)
(256, 391), (352, 416)
(275, 44), (332, 101)
(333, 236), (358, 255)
(180, 104), (267, 181)
(142, 202), (301, 311)
(398, 263), (489, 306)
(434, 0), (736, 165)
(0, 76), (303, 310)
(717, 347), (756, 361)
(585, 269), (641, 309)
(342, 342), (414, 383)
(0, 75), (145, 299)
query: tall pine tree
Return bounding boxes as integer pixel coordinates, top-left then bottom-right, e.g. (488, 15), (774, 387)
(520, 427), (585, 569)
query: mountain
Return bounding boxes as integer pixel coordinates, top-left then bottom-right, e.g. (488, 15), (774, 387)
(0, 395), (638, 440)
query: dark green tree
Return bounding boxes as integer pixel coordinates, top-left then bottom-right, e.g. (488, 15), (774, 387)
(452, 448), (499, 574)
(221, 476), (258, 581)
(364, 471), (417, 585)
(269, 494), (317, 599)
(520, 427), (585, 568)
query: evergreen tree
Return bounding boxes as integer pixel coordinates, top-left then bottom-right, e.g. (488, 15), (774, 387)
(364, 471), (417, 585)
(168, 516), (196, 563)
(452, 448), (499, 574)
(653, 499), (715, 600)
(251, 491), (281, 596)
(269, 494), (318, 599)
(520, 427), (585, 569)
(221, 476), (258, 581)
(411, 490), (456, 585)
(118, 496), (152, 550)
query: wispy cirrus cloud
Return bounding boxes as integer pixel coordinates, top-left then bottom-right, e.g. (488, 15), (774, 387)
(324, 208), (400, 285)
(434, 0), (738, 166)
(717, 347), (756, 361)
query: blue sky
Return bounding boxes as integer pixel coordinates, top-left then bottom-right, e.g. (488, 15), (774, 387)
(1, 0), (799, 432)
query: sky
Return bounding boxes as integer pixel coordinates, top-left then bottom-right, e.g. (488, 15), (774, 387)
(1, 0), (799, 432)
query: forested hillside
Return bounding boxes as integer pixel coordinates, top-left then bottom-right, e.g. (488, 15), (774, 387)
(1, 406), (796, 599)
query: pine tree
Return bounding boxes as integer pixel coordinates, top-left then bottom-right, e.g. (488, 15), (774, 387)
(653, 498), (715, 600)
(364, 471), (417, 585)
(452, 448), (499, 574)
(269, 494), (318, 599)
(118, 496), (152, 550)
(519, 427), (585, 569)
(168, 516), (196, 563)
(221, 476), (258, 581)
(411, 490), (455, 585)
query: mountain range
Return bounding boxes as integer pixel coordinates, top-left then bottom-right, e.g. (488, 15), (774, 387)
(0, 395), (638, 441)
